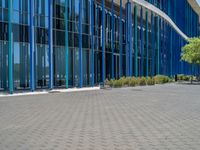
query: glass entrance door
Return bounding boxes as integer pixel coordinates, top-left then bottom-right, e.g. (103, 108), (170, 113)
(114, 54), (120, 79)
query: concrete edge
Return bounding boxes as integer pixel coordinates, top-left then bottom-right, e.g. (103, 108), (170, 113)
(0, 86), (100, 98)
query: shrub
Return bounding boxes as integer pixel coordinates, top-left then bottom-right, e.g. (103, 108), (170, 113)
(182, 75), (190, 81)
(177, 74), (190, 81)
(154, 75), (169, 84)
(168, 77), (174, 83)
(108, 79), (114, 87)
(122, 77), (131, 86)
(138, 77), (147, 86)
(177, 74), (184, 80)
(120, 77), (125, 86)
(113, 79), (123, 88)
(108, 75), (172, 88)
(146, 77), (155, 85)
(129, 77), (138, 87)
(190, 75), (196, 81)
(197, 75), (200, 81)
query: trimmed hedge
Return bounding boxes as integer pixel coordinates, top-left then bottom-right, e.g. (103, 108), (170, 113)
(107, 75), (171, 88)
(138, 77), (147, 86)
(113, 79), (123, 88)
(108, 79), (114, 87)
(122, 77), (131, 86)
(177, 74), (191, 81)
(129, 77), (138, 87)
(154, 75), (170, 84)
(146, 77), (155, 85)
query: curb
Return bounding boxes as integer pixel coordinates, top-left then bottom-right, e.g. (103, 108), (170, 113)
(0, 87), (100, 98)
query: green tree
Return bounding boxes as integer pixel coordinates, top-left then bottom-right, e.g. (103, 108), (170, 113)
(181, 37), (200, 82)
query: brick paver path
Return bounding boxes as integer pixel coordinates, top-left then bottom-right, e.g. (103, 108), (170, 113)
(0, 83), (200, 150)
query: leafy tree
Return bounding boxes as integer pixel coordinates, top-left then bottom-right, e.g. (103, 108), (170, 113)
(181, 38), (200, 64)
(181, 37), (200, 82)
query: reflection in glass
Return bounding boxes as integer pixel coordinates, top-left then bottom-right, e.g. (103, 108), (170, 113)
(35, 44), (49, 88)
(13, 42), (30, 89)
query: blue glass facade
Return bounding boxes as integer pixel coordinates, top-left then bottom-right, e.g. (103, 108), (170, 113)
(0, 0), (199, 93)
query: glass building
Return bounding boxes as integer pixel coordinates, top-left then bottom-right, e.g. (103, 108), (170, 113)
(0, 0), (199, 93)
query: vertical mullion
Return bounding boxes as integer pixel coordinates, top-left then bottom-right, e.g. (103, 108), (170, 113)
(157, 16), (160, 75)
(146, 10), (149, 77)
(48, 0), (53, 90)
(140, 7), (144, 77)
(91, 0), (94, 86)
(8, 0), (13, 94)
(125, 3), (129, 76)
(151, 13), (155, 76)
(168, 0), (171, 17)
(129, 2), (132, 77)
(119, 0), (123, 78)
(30, 0), (35, 91)
(79, 0), (83, 87)
(111, 0), (114, 79)
(134, 5), (138, 77)
(65, 0), (69, 88)
(102, 0), (105, 82)
(126, 1), (132, 77)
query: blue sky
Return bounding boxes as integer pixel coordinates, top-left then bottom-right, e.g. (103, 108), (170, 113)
(198, 0), (200, 5)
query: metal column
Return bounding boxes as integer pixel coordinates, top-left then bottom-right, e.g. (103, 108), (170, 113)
(119, 0), (123, 78)
(65, 0), (69, 88)
(170, 27), (173, 77)
(79, 0), (83, 87)
(140, 7), (144, 76)
(101, 0), (105, 82)
(8, 0), (13, 94)
(157, 16), (160, 75)
(146, 10), (149, 77)
(151, 13), (155, 76)
(125, 3), (129, 76)
(90, 0), (95, 86)
(111, 0), (115, 79)
(30, 0), (35, 91)
(48, 0), (53, 90)
(134, 5), (138, 77)
(126, 1), (132, 77)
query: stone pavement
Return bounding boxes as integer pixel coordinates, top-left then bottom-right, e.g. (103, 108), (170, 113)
(0, 83), (200, 150)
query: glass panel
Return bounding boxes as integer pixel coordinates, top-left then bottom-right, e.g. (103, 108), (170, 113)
(74, 48), (79, 87)
(53, 46), (66, 87)
(114, 54), (119, 79)
(68, 48), (73, 87)
(82, 49), (91, 86)
(13, 42), (30, 89)
(35, 44), (49, 88)
(68, 48), (79, 87)
(0, 40), (8, 90)
(105, 52), (111, 80)
(94, 51), (102, 85)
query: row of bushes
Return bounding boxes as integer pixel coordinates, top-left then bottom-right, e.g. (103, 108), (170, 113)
(177, 74), (200, 82)
(107, 75), (172, 88)
(177, 74), (191, 81)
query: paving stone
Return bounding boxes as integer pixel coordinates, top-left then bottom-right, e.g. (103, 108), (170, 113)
(0, 83), (200, 150)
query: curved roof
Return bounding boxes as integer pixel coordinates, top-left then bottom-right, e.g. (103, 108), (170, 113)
(187, 0), (200, 19)
(131, 0), (188, 40)
(112, 0), (200, 40)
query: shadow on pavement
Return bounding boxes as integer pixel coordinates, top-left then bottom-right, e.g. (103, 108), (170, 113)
(176, 81), (200, 85)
